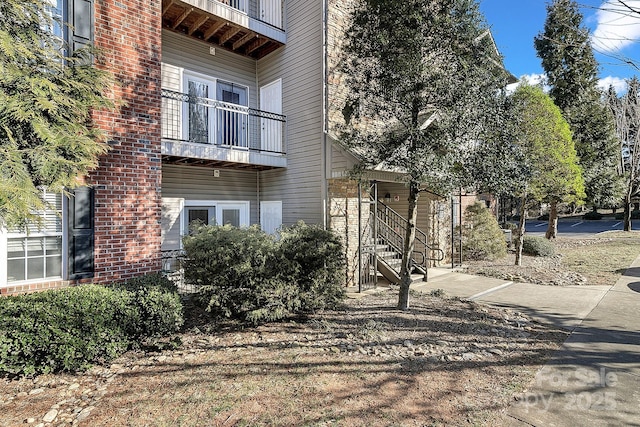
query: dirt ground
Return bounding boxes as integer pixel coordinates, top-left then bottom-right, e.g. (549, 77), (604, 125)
(3, 233), (638, 426)
(462, 234), (640, 287)
(0, 291), (568, 426)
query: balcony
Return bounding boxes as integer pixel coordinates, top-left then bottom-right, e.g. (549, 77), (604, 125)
(162, 0), (285, 59)
(161, 89), (287, 170)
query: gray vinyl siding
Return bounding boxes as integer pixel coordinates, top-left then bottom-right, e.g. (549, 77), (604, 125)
(162, 30), (259, 109)
(329, 137), (358, 176)
(162, 164), (259, 223)
(256, 0), (325, 225)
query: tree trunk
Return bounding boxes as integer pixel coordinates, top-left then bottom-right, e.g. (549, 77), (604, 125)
(397, 180), (419, 311)
(514, 195), (527, 266)
(545, 201), (558, 239)
(624, 190), (632, 232)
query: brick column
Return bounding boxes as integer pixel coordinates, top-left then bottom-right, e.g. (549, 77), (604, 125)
(88, 0), (162, 282)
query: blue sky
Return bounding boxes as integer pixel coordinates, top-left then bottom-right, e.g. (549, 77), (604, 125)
(479, 0), (640, 92)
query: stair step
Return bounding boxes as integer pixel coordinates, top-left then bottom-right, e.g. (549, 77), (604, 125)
(410, 273), (424, 284)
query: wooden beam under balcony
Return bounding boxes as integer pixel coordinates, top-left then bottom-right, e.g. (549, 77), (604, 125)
(203, 20), (227, 41)
(188, 15), (209, 36)
(245, 37), (268, 55)
(161, 0), (285, 59)
(218, 26), (241, 45)
(171, 6), (193, 30)
(232, 33), (255, 51)
(162, 0), (175, 15)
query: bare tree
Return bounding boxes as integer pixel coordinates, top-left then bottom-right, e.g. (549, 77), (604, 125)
(607, 77), (640, 230)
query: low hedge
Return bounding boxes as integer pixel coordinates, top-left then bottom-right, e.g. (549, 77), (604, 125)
(0, 276), (183, 377)
(615, 211), (640, 220)
(106, 273), (183, 340)
(522, 235), (555, 257)
(583, 211), (603, 220)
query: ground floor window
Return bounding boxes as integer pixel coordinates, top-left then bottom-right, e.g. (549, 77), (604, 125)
(3, 191), (63, 284)
(182, 200), (250, 235)
(7, 236), (63, 282)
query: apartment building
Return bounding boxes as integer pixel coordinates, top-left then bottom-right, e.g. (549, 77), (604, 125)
(1, 0), (454, 294)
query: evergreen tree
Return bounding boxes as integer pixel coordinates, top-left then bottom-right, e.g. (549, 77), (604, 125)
(341, 0), (511, 309)
(535, 0), (622, 213)
(462, 201), (507, 261)
(0, 0), (114, 230)
(511, 84), (584, 261)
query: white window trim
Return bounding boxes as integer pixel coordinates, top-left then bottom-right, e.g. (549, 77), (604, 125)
(0, 229), (7, 286)
(181, 70), (251, 145)
(1, 192), (67, 287)
(181, 200), (250, 239)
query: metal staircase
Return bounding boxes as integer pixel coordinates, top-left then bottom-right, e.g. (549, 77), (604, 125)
(373, 200), (445, 284)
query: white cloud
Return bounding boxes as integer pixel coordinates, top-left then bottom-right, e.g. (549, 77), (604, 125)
(598, 75), (627, 92)
(591, 0), (640, 53)
(519, 73), (547, 87)
(506, 74), (550, 94)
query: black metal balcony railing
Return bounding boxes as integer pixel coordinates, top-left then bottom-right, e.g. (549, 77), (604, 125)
(162, 89), (286, 155)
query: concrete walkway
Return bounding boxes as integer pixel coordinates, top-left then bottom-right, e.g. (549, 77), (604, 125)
(411, 262), (640, 426)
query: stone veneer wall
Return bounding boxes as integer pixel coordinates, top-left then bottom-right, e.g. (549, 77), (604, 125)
(327, 179), (372, 287)
(326, 0), (352, 136)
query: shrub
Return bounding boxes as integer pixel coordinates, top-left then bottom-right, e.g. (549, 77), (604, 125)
(462, 202), (507, 261)
(0, 278), (183, 377)
(277, 222), (345, 313)
(0, 285), (131, 376)
(583, 210), (603, 220)
(614, 210), (640, 220)
(184, 222), (345, 324)
(500, 222), (518, 232)
(107, 273), (184, 340)
(537, 213), (550, 221)
(184, 225), (286, 322)
(522, 235), (555, 257)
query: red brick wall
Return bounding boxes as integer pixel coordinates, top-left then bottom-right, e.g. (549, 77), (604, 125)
(88, 0), (163, 282)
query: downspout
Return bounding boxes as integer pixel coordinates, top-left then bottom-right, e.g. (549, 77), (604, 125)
(255, 48), (261, 228)
(321, 0), (329, 229)
(451, 194), (455, 269)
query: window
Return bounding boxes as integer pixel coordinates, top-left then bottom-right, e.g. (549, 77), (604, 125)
(184, 206), (216, 232)
(5, 192), (63, 283)
(217, 81), (248, 147)
(44, 0), (94, 57)
(183, 73), (249, 148)
(182, 201), (250, 235)
(187, 78), (211, 144)
(46, 0), (66, 45)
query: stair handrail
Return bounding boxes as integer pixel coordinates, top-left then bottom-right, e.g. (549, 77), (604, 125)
(376, 217), (404, 258)
(376, 200), (445, 267)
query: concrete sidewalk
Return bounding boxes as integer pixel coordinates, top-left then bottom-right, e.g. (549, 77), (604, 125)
(410, 262), (639, 426)
(504, 257), (640, 427)
(413, 268), (611, 330)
